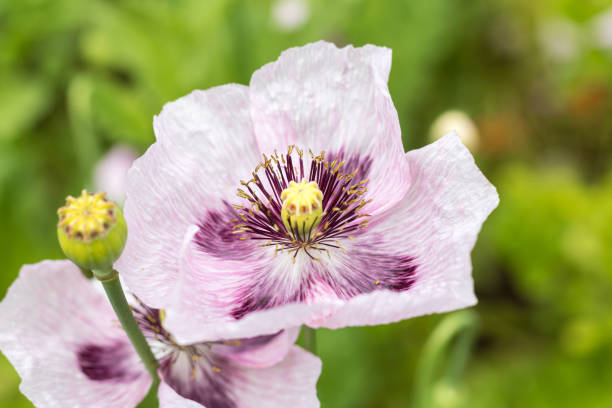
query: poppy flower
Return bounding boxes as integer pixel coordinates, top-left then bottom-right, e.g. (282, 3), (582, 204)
(116, 41), (499, 343)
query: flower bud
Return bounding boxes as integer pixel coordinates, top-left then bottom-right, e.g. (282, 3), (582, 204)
(57, 190), (127, 271)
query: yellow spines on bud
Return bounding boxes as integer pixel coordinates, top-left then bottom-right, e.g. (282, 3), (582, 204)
(281, 179), (323, 238)
(57, 190), (127, 271)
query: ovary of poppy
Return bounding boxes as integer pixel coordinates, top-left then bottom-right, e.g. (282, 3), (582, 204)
(115, 41), (499, 343)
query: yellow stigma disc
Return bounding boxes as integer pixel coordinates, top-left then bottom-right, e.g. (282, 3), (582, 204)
(57, 190), (116, 242)
(280, 179), (323, 238)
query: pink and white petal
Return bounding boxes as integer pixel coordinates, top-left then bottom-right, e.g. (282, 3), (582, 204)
(159, 346), (320, 408)
(231, 346), (321, 408)
(162, 236), (337, 343)
(250, 41), (410, 214)
(116, 84), (262, 307)
(158, 381), (204, 408)
(163, 133), (496, 338)
(0, 260), (150, 408)
(212, 328), (300, 368)
(317, 132), (499, 328)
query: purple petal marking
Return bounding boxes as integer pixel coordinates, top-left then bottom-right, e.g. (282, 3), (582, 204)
(194, 203), (256, 261)
(131, 297), (172, 340)
(225, 332), (282, 351)
(316, 251), (418, 298)
(160, 353), (236, 408)
(77, 342), (142, 383)
(325, 150), (372, 186)
(231, 253), (417, 319)
(230, 271), (315, 320)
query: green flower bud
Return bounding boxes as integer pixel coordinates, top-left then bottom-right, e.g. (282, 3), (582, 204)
(57, 190), (127, 271)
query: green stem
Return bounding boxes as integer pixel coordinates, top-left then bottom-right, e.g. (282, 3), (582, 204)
(93, 269), (160, 385)
(302, 326), (317, 355)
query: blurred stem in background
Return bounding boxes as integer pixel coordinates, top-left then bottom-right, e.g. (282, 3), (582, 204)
(302, 326), (317, 355)
(413, 310), (479, 408)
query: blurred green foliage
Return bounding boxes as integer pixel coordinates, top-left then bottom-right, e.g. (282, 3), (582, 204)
(1, 0), (612, 407)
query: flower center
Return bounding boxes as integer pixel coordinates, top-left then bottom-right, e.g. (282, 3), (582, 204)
(129, 301), (230, 388)
(57, 190), (116, 242)
(280, 179), (323, 240)
(231, 145), (372, 261)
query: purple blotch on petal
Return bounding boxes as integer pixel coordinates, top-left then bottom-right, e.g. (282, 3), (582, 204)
(231, 272), (315, 320)
(77, 342), (141, 382)
(194, 203), (255, 261)
(131, 297), (171, 339)
(231, 252), (417, 320)
(326, 151), (372, 182)
(227, 332), (282, 352)
(160, 353), (236, 408)
(231, 294), (274, 320)
(317, 251), (418, 299)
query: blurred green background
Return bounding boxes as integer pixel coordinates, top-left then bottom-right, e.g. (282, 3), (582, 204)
(1, 0), (612, 407)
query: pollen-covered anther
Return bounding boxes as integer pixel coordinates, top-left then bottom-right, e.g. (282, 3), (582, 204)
(280, 179), (323, 238)
(57, 190), (116, 243)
